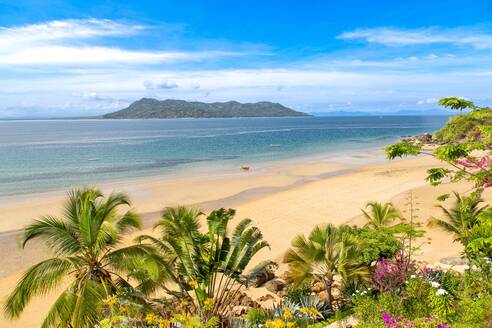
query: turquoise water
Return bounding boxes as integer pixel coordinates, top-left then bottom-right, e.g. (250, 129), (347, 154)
(0, 116), (449, 196)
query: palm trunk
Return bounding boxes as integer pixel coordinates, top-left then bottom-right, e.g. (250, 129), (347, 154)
(323, 276), (333, 312)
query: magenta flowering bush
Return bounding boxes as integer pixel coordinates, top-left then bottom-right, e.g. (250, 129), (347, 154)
(382, 312), (451, 328)
(372, 253), (416, 292)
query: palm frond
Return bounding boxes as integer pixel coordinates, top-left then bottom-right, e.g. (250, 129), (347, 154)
(21, 216), (80, 255)
(4, 257), (73, 318)
(41, 285), (77, 328)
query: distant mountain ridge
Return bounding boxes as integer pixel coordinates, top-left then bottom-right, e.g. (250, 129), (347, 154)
(103, 98), (308, 119)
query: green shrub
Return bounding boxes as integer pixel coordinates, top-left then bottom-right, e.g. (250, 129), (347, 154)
(434, 109), (492, 143)
(353, 227), (402, 265)
(246, 308), (270, 327)
(455, 295), (492, 327)
(286, 282), (312, 304)
(405, 277), (432, 319)
(352, 295), (385, 328)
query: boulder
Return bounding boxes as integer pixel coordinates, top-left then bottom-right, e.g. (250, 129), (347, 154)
(265, 279), (286, 293)
(417, 133), (433, 143)
(251, 269), (275, 287)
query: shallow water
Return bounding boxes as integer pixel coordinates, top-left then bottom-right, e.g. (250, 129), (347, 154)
(0, 116), (449, 196)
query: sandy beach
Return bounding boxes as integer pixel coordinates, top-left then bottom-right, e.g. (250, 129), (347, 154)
(0, 150), (483, 328)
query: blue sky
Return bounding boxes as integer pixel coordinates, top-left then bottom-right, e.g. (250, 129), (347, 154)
(1, 0), (492, 117)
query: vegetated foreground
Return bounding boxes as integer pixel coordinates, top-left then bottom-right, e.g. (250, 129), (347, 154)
(4, 97), (492, 327)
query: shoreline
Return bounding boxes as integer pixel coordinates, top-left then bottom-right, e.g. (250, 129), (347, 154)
(1, 148), (483, 328)
(0, 146), (389, 234)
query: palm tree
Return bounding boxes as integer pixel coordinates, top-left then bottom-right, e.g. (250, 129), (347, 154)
(4, 188), (148, 328)
(136, 206), (271, 319)
(429, 191), (488, 244)
(361, 201), (401, 229)
(283, 224), (369, 311)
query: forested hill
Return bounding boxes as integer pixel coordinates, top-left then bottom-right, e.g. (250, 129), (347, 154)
(103, 98), (308, 119)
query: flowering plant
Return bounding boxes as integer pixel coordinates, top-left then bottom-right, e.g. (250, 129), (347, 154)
(381, 312), (451, 328)
(372, 253), (416, 293)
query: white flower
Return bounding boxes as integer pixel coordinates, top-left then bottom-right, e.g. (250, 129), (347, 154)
(410, 274), (416, 279)
(463, 265), (470, 270)
(431, 281), (440, 288)
(405, 280), (409, 284)
(471, 265), (479, 271)
(436, 288), (448, 296)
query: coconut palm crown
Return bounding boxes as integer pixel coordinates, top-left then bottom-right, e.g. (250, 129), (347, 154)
(4, 187), (147, 328)
(429, 190), (488, 244)
(283, 224), (369, 311)
(362, 201), (401, 229)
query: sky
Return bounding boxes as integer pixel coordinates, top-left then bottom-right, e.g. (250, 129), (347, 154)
(1, 0), (492, 117)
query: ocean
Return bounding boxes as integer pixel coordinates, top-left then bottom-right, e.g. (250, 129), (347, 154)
(0, 116), (449, 197)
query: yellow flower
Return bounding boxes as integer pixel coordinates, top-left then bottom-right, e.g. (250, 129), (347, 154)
(105, 296), (117, 306)
(188, 280), (197, 288)
(179, 300), (188, 309)
(265, 318), (287, 328)
(144, 313), (156, 324)
(286, 323), (296, 328)
(283, 307), (294, 321)
(203, 297), (214, 311)
(118, 305), (126, 313)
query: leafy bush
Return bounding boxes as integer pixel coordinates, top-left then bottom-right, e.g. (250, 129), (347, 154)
(246, 308), (270, 327)
(350, 227), (402, 265)
(351, 295), (385, 328)
(455, 295), (492, 327)
(286, 283), (312, 305)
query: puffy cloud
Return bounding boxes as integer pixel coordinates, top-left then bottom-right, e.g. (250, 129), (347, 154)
(143, 79), (179, 90)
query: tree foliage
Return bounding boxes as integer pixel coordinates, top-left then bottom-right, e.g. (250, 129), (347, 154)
(4, 188), (146, 328)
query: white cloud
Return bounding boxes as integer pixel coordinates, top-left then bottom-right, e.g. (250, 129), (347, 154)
(0, 19), (144, 48)
(0, 19), (241, 66)
(143, 78), (179, 90)
(338, 27), (492, 49)
(0, 46), (194, 65)
(416, 97), (438, 105)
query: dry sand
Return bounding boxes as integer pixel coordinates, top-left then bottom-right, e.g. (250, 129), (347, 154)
(0, 152), (484, 327)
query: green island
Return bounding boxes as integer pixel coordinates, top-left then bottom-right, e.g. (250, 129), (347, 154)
(102, 98), (309, 119)
(4, 97), (492, 328)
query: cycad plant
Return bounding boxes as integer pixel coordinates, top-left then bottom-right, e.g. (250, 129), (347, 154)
(283, 224), (369, 312)
(4, 188), (148, 328)
(136, 206), (271, 319)
(362, 201), (401, 229)
(429, 191), (487, 244)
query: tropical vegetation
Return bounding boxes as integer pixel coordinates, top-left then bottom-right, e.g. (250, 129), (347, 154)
(3, 96), (492, 327)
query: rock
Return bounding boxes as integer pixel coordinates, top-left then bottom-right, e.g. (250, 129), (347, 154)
(312, 281), (325, 293)
(440, 256), (468, 266)
(250, 268), (276, 287)
(258, 294), (275, 302)
(277, 290), (287, 298)
(324, 315), (358, 328)
(265, 279), (286, 293)
(417, 133), (433, 143)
